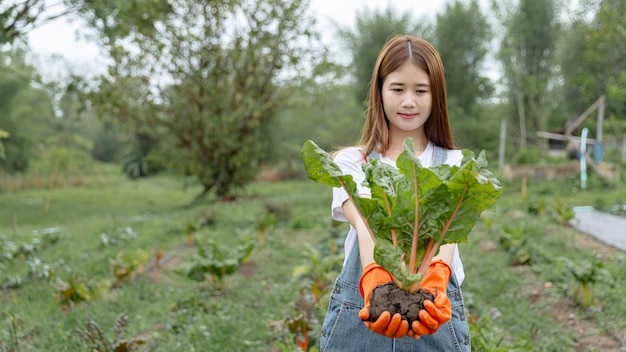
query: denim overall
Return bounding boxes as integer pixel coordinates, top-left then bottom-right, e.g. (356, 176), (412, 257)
(320, 146), (471, 352)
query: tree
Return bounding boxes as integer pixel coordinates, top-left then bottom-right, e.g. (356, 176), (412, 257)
(82, 0), (329, 200)
(0, 129), (8, 160)
(338, 7), (430, 106)
(266, 83), (363, 171)
(432, 0), (498, 153)
(0, 0), (69, 44)
(558, 0), (626, 134)
(0, 44), (56, 173)
(434, 0), (493, 114)
(498, 0), (559, 149)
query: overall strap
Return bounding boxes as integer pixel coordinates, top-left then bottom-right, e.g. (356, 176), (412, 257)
(359, 149), (381, 163)
(432, 145), (448, 166)
(368, 150), (381, 161)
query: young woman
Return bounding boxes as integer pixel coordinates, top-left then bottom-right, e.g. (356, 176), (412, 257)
(319, 36), (471, 351)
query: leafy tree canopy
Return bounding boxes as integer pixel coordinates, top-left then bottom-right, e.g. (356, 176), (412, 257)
(559, 0), (626, 126)
(498, 0), (559, 147)
(80, 0), (331, 200)
(434, 0), (493, 114)
(0, 45), (56, 173)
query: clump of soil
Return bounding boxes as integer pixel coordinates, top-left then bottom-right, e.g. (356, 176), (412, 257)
(368, 282), (435, 325)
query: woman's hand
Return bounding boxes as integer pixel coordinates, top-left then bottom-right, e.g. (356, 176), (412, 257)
(359, 308), (409, 338)
(410, 260), (452, 337)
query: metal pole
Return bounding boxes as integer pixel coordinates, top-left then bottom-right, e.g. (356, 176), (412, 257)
(597, 95), (605, 142)
(580, 128), (588, 189)
(499, 119), (506, 175)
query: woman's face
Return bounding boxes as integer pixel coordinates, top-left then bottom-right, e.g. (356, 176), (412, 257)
(381, 62), (432, 135)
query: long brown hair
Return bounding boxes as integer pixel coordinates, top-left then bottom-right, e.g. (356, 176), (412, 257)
(358, 35), (455, 155)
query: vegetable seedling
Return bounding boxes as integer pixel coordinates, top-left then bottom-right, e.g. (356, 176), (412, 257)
(301, 138), (502, 322)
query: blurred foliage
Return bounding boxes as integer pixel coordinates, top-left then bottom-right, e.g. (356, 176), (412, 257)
(435, 0), (493, 114)
(0, 0), (624, 189)
(266, 84), (362, 169)
(498, 0), (560, 147)
(558, 0), (626, 130)
(0, 0), (50, 45)
(79, 0), (333, 200)
(0, 129), (8, 160)
(0, 45), (56, 173)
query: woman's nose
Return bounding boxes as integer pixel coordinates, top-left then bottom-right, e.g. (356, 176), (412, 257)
(401, 93), (416, 107)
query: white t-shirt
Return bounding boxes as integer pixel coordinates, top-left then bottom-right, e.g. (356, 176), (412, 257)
(331, 142), (466, 285)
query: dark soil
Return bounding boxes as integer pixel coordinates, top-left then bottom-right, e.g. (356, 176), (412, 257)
(368, 282), (435, 324)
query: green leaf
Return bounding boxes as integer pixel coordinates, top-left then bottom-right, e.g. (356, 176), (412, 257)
(301, 140), (355, 190)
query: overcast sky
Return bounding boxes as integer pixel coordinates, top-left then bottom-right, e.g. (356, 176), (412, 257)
(26, 1), (451, 80)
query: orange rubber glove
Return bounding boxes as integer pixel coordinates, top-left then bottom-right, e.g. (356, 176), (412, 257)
(358, 262), (410, 338)
(411, 260), (452, 337)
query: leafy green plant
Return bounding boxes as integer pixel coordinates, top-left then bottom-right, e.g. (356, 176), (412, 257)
(185, 220), (198, 246)
(286, 289), (315, 351)
(186, 238), (254, 288)
(526, 199), (547, 218)
(479, 210), (497, 233)
(291, 242), (342, 307)
(255, 211), (279, 244)
(274, 288), (321, 352)
(26, 257), (63, 281)
(499, 224), (533, 265)
(184, 211), (219, 246)
(53, 275), (111, 308)
(301, 138), (502, 291)
(558, 256), (613, 308)
(76, 312), (146, 352)
(100, 226), (137, 248)
(0, 276), (23, 290)
(469, 314), (533, 351)
(552, 197), (575, 225)
(110, 250), (149, 286)
(0, 229), (61, 263)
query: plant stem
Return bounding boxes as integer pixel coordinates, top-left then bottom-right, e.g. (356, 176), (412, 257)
(418, 184), (469, 275)
(383, 192), (398, 245)
(408, 169), (420, 274)
(417, 239), (436, 275)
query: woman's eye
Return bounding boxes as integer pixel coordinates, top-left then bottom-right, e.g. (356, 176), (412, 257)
(392, 88), (403, 92)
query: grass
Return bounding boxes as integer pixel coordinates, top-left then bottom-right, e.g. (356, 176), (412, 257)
(1, 166), (625, 351)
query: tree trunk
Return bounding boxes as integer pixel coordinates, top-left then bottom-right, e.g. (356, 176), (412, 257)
(191, 184), (213, 205)
(517, 92), (527, 149)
